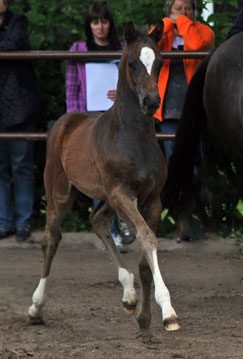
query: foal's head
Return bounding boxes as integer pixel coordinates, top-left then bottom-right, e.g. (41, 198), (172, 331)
(120, 21), (164, 116)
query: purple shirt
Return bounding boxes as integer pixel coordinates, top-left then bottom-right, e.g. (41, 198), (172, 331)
(66, 41), (124, 113)
(66, 41), (88, 113)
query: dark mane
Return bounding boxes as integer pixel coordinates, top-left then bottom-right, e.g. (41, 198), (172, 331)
(162, 51), (214, 209)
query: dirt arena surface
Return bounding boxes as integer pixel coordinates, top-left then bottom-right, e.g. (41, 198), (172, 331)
(0, 231), (242, 359)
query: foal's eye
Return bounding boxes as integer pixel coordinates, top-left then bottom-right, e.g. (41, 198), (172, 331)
(127, 58), (136, 70)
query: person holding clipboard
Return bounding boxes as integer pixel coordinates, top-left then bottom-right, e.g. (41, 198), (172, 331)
(66, 1), (135, 252)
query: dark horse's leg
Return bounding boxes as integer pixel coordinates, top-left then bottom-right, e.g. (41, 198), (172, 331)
(28, 157), (76, 323)
(109, 189), (179, 332)
(89, 201), (137, 314)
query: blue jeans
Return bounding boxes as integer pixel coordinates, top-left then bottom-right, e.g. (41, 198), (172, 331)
(93, 199), (118, 237)
(0, 122), (36, 230)
(159, 119), (179, 162)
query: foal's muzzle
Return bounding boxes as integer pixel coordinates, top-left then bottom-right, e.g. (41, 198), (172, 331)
(143, 93), (161, 116)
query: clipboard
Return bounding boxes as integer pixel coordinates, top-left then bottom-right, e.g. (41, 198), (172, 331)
(85, 62), (119, 111)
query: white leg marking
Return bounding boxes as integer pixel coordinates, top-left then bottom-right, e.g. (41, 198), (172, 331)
(140, 47), (155, 75)
(152, 250), (177, 320)
(118, 268), (136, 305)
(28, 277), (48, 318)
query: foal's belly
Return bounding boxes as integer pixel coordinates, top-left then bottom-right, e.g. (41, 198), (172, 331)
(60, 118), (107, 200)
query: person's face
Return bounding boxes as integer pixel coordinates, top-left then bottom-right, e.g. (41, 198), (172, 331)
(90, 17), (110, 44)
(0, 0), (8, 16)
(170, 0), (194, 20)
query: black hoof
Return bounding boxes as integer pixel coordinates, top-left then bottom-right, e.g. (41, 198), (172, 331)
(163, 317), (180, 331)
(28, 315), (45, 325)
(123, 301), (137, 314)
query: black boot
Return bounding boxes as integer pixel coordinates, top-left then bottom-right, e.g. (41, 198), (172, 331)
(117, 217), (136, 245)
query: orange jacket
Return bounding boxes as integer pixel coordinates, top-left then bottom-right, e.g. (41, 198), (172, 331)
(152, 15), (215, 121)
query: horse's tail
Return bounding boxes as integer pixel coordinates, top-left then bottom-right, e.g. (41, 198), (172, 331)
(162, 50), (215, 209)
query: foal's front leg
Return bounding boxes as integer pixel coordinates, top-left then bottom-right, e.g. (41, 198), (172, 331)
(137, 197), (180, 332)
(137, 233), (179, 332)
(89, 201), (137, 314)
(114, 194), (180, 332)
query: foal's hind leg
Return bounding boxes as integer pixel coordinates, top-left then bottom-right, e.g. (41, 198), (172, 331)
(89, 201), (137, 314)
(28, 162), (75, 323)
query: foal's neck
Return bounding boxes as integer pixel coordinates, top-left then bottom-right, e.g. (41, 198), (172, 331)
(114, 80), (155, 136)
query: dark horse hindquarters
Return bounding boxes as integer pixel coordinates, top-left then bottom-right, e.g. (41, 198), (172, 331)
(204, 31), (243, 158)
(163, 31), (243, 214)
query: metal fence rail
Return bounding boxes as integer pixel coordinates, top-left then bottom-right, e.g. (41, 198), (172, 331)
(0, 132), (176, 141)
(0, 50), (210, 141)
(0, 50), (209, 60)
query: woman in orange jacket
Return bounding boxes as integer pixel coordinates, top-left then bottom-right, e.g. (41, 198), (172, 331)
(153, 0), (215, 161)
(153, 0), (215, 242)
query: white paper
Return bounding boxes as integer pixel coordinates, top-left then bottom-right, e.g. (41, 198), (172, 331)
(85, 62), (119, 111)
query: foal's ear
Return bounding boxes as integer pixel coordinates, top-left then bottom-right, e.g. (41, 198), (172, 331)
(149, 20), (164, 44)
(124, 21), (137, 44)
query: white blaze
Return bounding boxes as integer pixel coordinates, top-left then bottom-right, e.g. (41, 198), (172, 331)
(140, 46), (155, 75)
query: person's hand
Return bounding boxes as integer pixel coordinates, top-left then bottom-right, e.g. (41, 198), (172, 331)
(169, 13), (181, 23)
(107, 90), (116, 102)
(169, 14), (181, 35)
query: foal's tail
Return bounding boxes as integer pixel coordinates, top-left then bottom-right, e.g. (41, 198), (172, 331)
(162, 50), (215, 209)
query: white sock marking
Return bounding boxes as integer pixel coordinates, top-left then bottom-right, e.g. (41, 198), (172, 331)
(28, 277), (48, 317)
(140, 47), (155, 75)
(118, 268), (136, 305)
(152, 250), (176, 320)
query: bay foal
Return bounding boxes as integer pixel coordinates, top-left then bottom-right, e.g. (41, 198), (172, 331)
(28, 21), (180, 335)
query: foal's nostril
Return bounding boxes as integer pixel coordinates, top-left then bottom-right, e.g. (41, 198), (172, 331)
(143, 96), (150, 107)
(143, 94), (161, 113)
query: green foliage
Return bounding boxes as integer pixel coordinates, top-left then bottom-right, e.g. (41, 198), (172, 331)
(61, 210), (92, 232)
(207, 0), (240, 45)
(11, 1), (243, 236)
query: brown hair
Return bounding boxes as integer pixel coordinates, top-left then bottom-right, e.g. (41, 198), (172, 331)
(84, 1), (121, 51)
